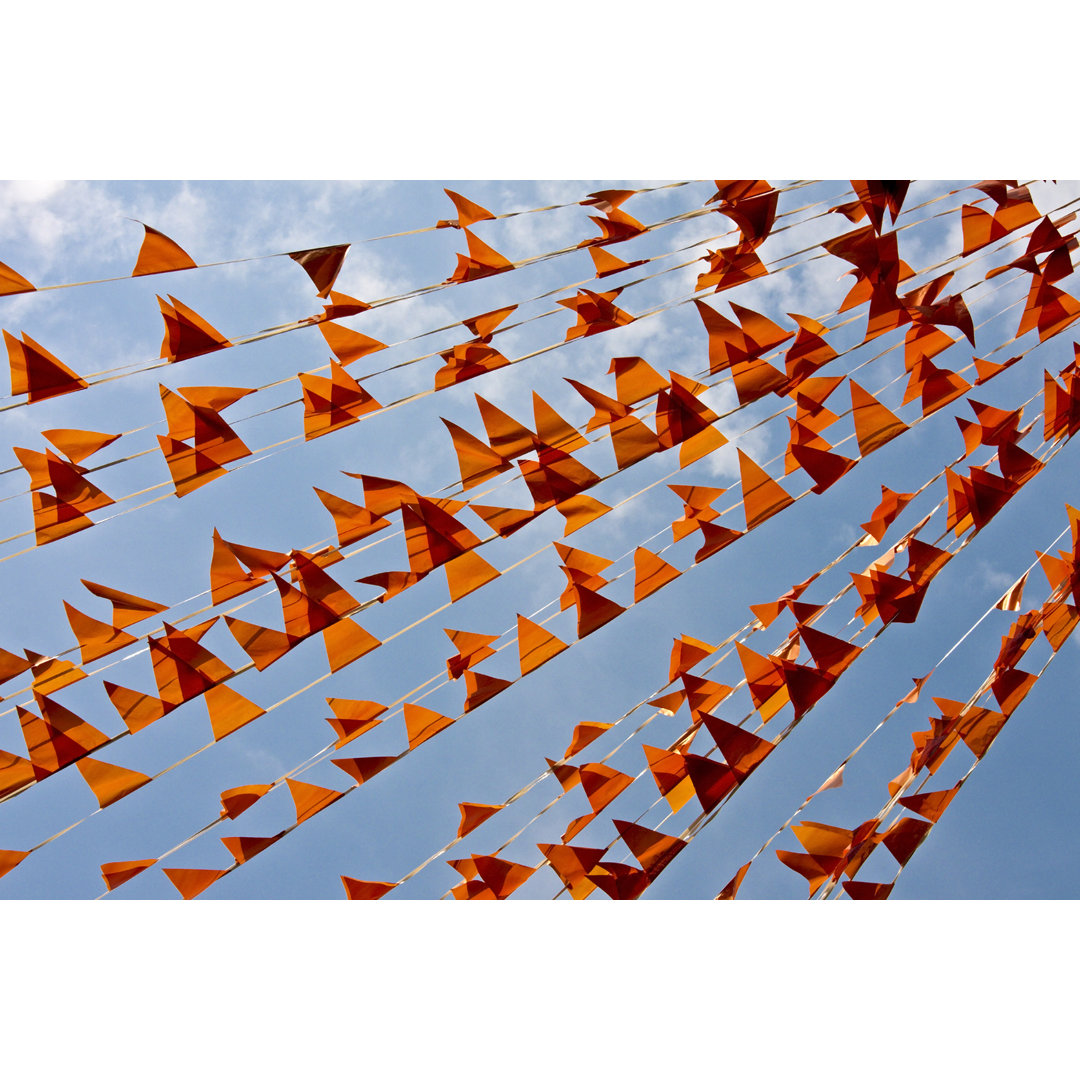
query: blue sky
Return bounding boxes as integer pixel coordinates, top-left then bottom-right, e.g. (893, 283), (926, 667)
(2, 178), (1078, 903)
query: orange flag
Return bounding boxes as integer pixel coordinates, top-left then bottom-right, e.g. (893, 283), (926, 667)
(289, 244), (349, 297)
(220, 784), (273, 819)
(313, 488), (390, 547)
(738, 448), (794, 529)
(516, 614), (569, 675)
(221, 834), (283, 864)
(75, 756), (151, 809)
(579, 762), (633, 814)
(849, 379), (909, 456)
(897, 785), (959, 823)
(323, 699), (386, 748)
(613, 819), (687, 880)
(299, 362), (381, 440)
(462, 670), (512, 712)
(158, 295), (231, 362)
(317, 320), (387, 366)
(434, 341), (510, 389)
(537, 842), (604, 900)
(457, 802), (504, 838)
(163, 867), (227, 899)
(447, 228), (514, 282)
(716, 861), (751, 899)
(641, 744), (695, 813)
(330, 755), (397, 786)
(471, 855), (536, 899)
(403, 703), (455, 750)
(633, 547), (681, 602)
(463, 305), (517, 342)
(5, 329), (87, 401)
(287, 778), (344, 824)
(558, 288), (635, 340)
(204, 684), (266, 741)
(131, 223), (197, 276)
(19, 696), (109, 778)
(442, 418), (512, 488)
(0, 259), (34, 296)
(442, 189), (496, 229)
(63, 602), (137, 663)
(341, 878), (396, 900)
(567, 583), (625, 638)
(40, 428), (120, 464)
(100, 859), (157, 891)
(444, 628), (500, 680)
(564, 722), (612, 758)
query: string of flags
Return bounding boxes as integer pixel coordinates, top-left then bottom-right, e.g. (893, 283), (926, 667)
(0, 179), (1076, 898)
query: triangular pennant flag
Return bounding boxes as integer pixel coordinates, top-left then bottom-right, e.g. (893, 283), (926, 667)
(517, 614), (569, 675)
(403, 703), (455, 749)
(897, 786), (959, 823)
(163, 866), (227, 899)
(220, 784), (273, 819)
(457, 802), (504, 838)
(330, 755), (398, 785)
(100, 859), (157, 891)
(612, 819), (687, 879)
(463, 670), (512, 712)
(323, 699), (386, 748)
(289, 244), (349, 297)
(633, 547), (681, 602)
(738, 449), (795, 529)
(221, 834), (283, 864)
(341, 877), (396, 900)
(0, 260), (34, 296)
(849, 379), (908, 456)
(204, 683), (266, 741)
(287, 778), (344, 824)
(75, 756), (151, 809)
(131, 223), (197, 276)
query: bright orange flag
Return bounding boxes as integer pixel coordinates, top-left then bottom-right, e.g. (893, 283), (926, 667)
(403, 703), (455, 750)
(849, 379), (909, 456)
(204, 684), (266, 741)
(5, 329), (88, 401)
(158, 295), (231, 362)
(100, 859), (157, 891)
(131, 223), (197, 276)
(341, 877), (396, 900)
(75, 756), (151, 809)
(633, 547), (681, 602)
(738, 448), (795, 529)
(613, 819), (687, 880)
(163, 866), (228, 899)
(0, 260), (34, 296)
(442, 189), (496, 228)
(63, 603), (137, 663)
(287, 778), (344, 824)
(220, 784), (273, 819)
(457, 802), (504, 838)
(516, 614), (569, 675)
